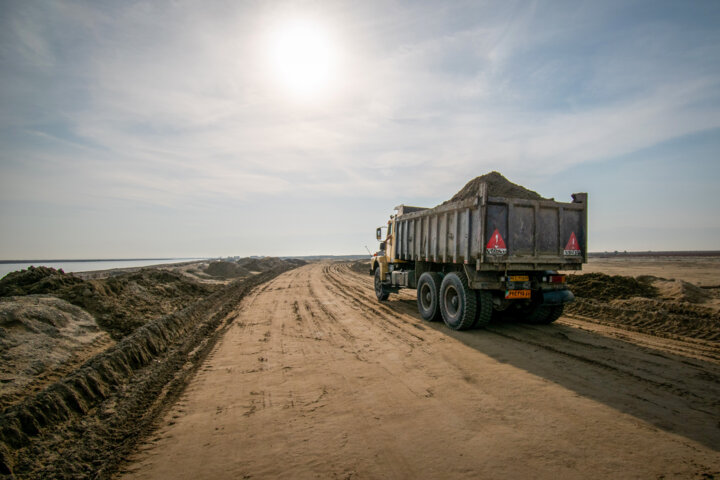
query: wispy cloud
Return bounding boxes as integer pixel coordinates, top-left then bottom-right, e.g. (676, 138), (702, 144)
(1, 0), (719, 255)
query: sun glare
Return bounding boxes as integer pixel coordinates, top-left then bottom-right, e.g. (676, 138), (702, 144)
(267, 20), (338, 100)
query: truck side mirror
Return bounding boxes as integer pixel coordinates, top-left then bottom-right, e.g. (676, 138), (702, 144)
(376, 227), (382, 241)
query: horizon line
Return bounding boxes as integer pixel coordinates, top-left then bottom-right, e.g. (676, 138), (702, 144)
(1, 250), (719, 264)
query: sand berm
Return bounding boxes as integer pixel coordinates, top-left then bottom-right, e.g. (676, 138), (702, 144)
(0, 259), (304, 479)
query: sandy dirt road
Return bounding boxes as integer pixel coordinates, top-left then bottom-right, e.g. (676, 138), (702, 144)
(120, 262), (720, 479)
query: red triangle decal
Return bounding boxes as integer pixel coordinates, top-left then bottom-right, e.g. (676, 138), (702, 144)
(486, 229), (507, 255)
(564, 232), (581, 255)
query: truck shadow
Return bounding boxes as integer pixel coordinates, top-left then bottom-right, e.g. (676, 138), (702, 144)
(383, 299), (720, 451)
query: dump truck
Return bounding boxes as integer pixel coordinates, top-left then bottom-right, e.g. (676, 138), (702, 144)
(370, 179), (587, 330)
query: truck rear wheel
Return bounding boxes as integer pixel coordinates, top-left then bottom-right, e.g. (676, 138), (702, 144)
(416, 272), (442, 321)
(527, 304), (564, 324)
(374, 268), (390, 301)
(439, 271), (476, 330)
(472, 290), (493, 328)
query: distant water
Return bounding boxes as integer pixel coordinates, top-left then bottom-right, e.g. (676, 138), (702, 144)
(0, 258), (206, 279)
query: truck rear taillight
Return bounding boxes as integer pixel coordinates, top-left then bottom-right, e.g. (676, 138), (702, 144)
(549, 275), (565, 284)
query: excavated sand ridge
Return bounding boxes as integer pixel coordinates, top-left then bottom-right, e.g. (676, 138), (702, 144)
(0, 264), (299, 479)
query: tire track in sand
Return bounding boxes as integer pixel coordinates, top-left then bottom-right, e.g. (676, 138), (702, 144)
(121, 262), (720, 480)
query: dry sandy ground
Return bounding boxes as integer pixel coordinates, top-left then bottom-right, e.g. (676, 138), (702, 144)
(117, 262), (720, 479)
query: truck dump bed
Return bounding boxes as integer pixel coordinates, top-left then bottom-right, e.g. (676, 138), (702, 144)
(394, 183), (587, 271)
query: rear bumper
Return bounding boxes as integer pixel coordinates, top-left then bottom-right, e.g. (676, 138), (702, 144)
(542, 289), (575, 306)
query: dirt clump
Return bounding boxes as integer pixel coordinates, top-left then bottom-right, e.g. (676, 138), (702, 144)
(447, 171), (547, 203)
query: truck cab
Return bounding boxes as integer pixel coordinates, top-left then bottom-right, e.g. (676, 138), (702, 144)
(370, 216), (396, 280)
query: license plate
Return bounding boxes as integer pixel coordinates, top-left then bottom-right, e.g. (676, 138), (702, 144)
(505, 289), (531, 299)
(509, 275), (529, 282)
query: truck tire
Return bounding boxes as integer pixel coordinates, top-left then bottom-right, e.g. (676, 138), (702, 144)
(527, 304), (564, 324)
(374, 268), (390, 301)
(439, 271), (477, 330)
(416, 272), (442, 321)
(472, 290), (493, 328)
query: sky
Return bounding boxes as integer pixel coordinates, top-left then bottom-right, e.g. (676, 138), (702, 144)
(1, 0), (719, 259)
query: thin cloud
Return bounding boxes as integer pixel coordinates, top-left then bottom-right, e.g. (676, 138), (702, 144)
(1, 0), (719, 256)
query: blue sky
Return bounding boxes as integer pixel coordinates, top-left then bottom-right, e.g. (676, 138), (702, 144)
(1, 0), (719, 258)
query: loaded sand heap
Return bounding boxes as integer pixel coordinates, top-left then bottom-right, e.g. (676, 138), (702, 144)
(447, 171), (547, 203)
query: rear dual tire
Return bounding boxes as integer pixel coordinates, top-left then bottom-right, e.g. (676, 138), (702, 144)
(525, 304), (564, 324)
(439, 271), (477, 331)
(417, 271), (494, 330)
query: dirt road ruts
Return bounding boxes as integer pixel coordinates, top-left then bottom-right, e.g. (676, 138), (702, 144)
(119, 262), (720, 479)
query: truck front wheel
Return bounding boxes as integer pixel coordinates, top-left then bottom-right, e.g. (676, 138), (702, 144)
(416, 272), (442, 321)
(439, 271), (477, 330)
(374, 268), (390, 301)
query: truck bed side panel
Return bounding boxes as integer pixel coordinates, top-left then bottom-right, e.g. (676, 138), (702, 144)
(395, 190), (587, 270)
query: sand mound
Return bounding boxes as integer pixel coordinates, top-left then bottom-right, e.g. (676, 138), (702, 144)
(565, 273), (718, 341)
(349, 260), (371, 275)
(204, 261), (250, 279)
(203, 258), (306, 278)
(0, 264), (300, 478)
(653, 279), (711, 304)
(0, 266), (84, 296)
(0, 296), (112, 410)
(0, 267), (214, 340)
(237, 257), (297, 272)
(567, 297), (719, 341)
(447, 171), (547, 203)
(566, 273), (657, 301)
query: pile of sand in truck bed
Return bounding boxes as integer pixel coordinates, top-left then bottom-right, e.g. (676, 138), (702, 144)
(447, 171), (547, 203)
(565, 273), (719, 341)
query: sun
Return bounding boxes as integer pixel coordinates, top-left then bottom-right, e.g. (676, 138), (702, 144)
(267, 20), (338, 100)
